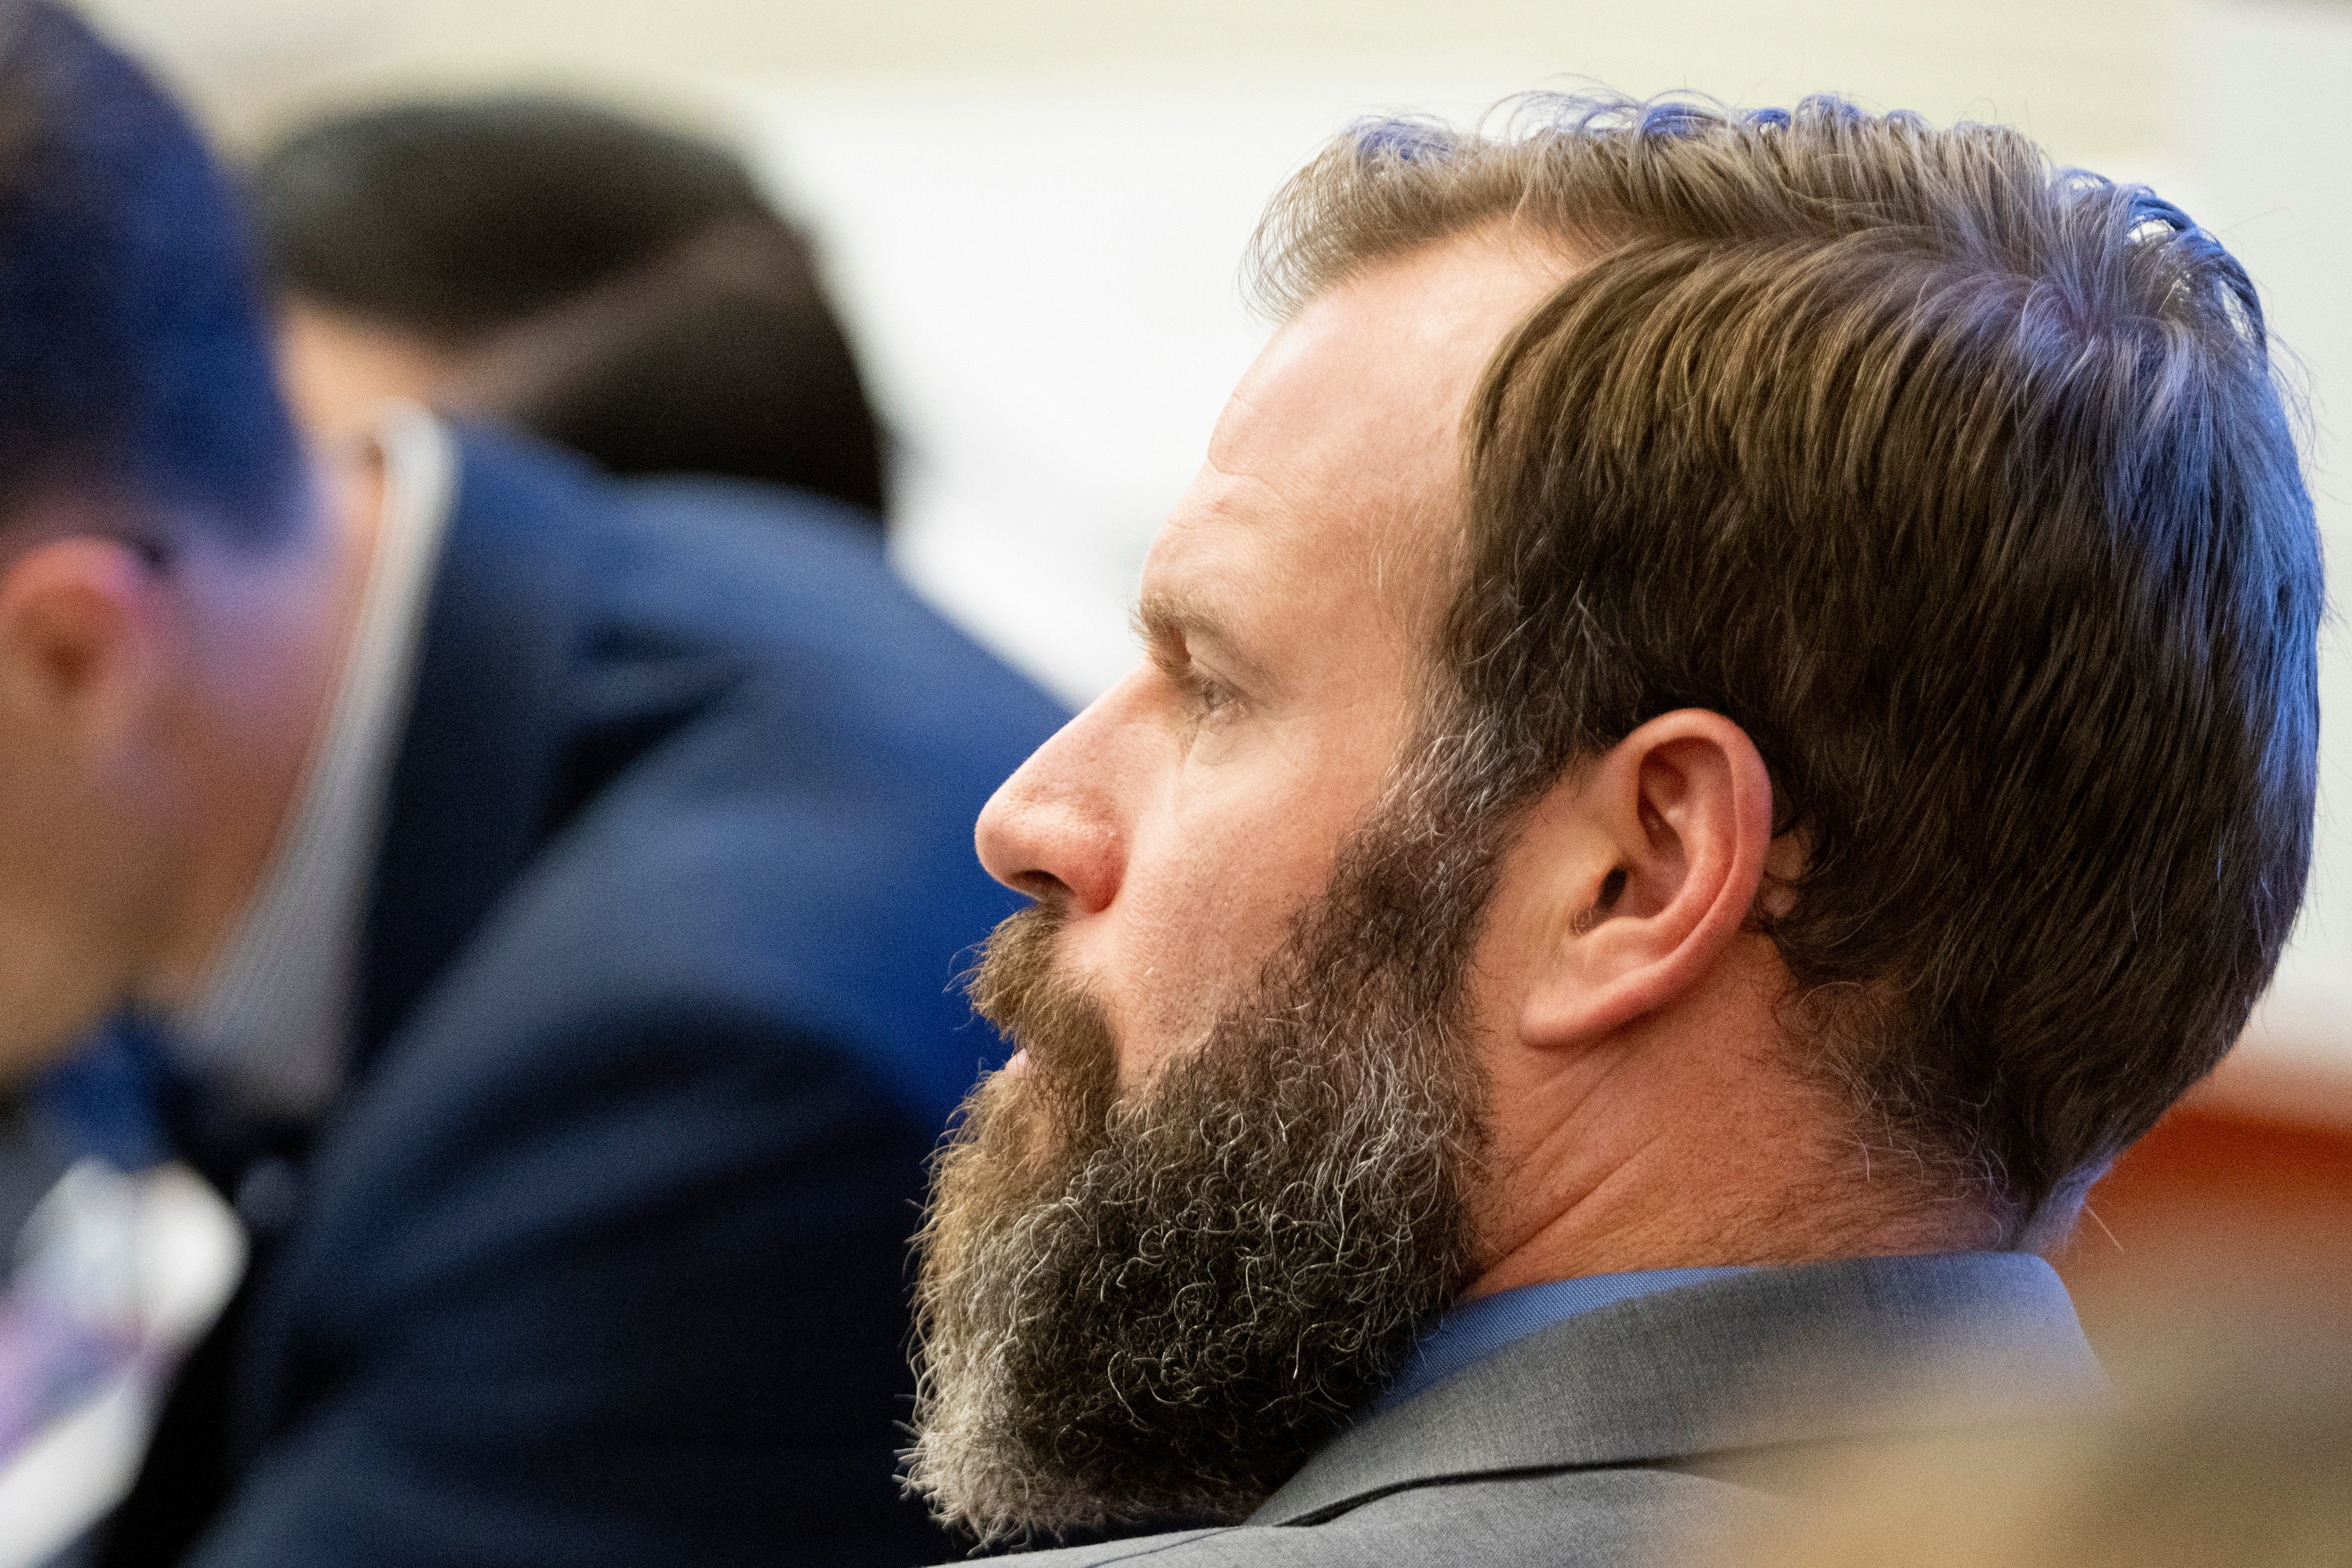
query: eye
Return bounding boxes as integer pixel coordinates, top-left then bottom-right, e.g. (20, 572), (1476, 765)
(1136, 610), (1247, 737)
(1187, 670), (1238, 718)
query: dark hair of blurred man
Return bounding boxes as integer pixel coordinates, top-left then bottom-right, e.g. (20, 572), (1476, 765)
(254, 96), (889, 523)
(0, 7), (1063, 1565)
(898, 95), (2324, 1565)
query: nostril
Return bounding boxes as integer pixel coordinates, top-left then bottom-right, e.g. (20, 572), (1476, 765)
(1010, 870), (1072, 902)
(975, 768), (1121, 912)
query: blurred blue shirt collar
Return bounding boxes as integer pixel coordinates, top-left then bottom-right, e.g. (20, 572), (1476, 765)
(1373, 1266), (1755, 1417)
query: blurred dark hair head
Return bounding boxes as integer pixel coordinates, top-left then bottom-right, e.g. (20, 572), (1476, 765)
(0, 1), (305, 546)
(253, 96), (886, 520)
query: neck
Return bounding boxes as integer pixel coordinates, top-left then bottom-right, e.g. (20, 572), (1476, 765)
(1461, 1005), (2001, 1301)
(140, 441), (385, 1010)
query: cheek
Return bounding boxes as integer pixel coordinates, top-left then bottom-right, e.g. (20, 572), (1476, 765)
(0, 739), (101, 898)
(0, 783), (163, 1068)
(1079, 775), (1356, 1080)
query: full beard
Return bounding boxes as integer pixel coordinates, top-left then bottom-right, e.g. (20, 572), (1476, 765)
(902, 780), (1502, 1546)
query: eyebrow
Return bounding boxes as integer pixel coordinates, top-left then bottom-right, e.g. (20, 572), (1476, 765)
(1133, 591), (1273, 689)
(1133, 591), (1213, 656)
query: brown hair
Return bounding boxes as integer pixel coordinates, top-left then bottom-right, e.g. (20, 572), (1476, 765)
(1250, 94), (2325, 1245)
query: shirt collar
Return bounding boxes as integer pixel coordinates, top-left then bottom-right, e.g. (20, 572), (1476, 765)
(171, 404), (456, 1125)
(1370, 1265), (1757, 1417)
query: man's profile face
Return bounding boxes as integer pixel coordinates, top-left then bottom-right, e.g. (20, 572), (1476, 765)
(909, 236), (1573, 1541)
(973, 232), (1568, 1084)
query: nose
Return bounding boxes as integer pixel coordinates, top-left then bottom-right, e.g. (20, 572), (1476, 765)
(974, 681), (1135, 915)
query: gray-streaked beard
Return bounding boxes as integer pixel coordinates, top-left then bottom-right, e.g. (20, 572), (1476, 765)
(902, 780), (1501, 1547)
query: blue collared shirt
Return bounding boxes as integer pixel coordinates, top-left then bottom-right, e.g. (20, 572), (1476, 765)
(1372, 1266), (1755, 1416)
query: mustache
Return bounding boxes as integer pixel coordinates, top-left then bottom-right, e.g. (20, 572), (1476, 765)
(968, 903), (1082, 1059)
(973, 903), (1119, 1062)
(963, 900), (1119, 1141)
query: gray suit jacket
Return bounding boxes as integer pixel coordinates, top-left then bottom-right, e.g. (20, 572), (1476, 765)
(974, 1253), (2102, 1567)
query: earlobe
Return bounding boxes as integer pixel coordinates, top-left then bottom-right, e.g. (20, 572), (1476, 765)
(1515, 710), (1778, 1049)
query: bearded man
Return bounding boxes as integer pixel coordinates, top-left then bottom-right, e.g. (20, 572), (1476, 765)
(902, 96), (2325, 1564)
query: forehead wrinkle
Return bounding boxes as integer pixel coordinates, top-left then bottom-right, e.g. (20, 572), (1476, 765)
(1153, 441), (1437, 701)
(1203, 403), (1320, 524)
(1203, 386), (1267, 467)
(1149, 451), (1316, 605)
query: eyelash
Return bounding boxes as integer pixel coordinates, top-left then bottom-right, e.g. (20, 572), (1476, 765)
(1183, 668), (1237, 718)
(1139, 620), (1242, 728)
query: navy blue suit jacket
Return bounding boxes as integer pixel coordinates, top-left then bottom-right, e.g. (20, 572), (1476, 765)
(91, 428), (1066, 1567)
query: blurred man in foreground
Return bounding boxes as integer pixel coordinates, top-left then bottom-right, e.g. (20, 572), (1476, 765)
(252, 97), (890, 525)
(1738, 1312), (2352, 1568)
(0, 7), (1062, 1564)
(903, 97), (2323, 1562)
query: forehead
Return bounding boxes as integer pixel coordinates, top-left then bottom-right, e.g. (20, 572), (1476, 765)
(1145, 233), (1571, 633)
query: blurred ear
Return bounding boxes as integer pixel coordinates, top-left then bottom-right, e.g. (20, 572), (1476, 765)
(1511, 708), (1778, 1048)
(0, 534), (167, 764)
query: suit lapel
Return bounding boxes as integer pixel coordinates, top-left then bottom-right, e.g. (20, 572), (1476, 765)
(354, 436), (768, 1068)
(354, 428), (590, 1067)
(1255, 1252), (2102, 1527)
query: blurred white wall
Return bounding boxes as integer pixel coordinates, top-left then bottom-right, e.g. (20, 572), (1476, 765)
(85, 0), (2175, 156)
(2174, 2), (2352, 1080)
(77, 0), (2352, 1075)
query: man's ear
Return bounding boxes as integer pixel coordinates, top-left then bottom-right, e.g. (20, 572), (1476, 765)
(1513, 708), (1777, 1048)
(0, 535), (168, 760)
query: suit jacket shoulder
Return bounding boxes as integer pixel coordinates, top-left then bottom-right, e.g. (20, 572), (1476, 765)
(971, 1254), (2102, 1568)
